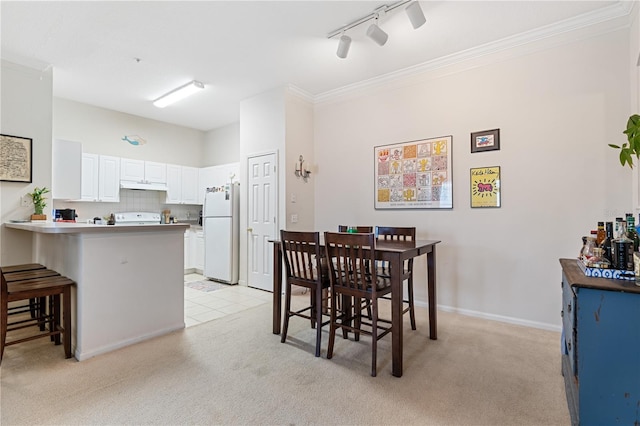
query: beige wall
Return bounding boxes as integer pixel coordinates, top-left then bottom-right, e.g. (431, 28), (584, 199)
(0, 60), (53, 265)
(203, 123), (240, 166)
(313, 26), (631, 330)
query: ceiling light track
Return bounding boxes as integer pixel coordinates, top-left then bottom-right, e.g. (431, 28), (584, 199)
(328, 1), (425, 58)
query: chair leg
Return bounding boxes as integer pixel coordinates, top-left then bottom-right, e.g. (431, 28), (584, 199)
(314, 286), (323, 357)
(354, 297), (361, 342)
(53, 294), (61, 345)
(327, 297), (337, 360)
(408, 276), (416, 331)
(62, 286), (72, 359)
(281, 282), (292, 344)
(310, 289), (317, 329)
(371, 298), (378, 377)
(1, 297), (7, 364)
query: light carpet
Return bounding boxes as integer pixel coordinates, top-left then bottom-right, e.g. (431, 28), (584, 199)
(0, 299), (569, 425)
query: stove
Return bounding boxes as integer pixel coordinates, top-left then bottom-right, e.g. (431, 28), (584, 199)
(114, 212), (161, 225)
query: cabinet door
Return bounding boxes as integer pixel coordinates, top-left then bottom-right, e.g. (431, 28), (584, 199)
(120, 158), (144, 182)
(181, 167), (199, 204)
(52, 139), (82, 200)
(165, 164), (182, 204)
(81, 153), (99, 201)
(99, 155), (120, 202)
(195, 230), (204, 271)
(145, 161), (167, 183)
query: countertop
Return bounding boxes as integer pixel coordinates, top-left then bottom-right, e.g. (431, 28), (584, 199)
(4, 221), (190, 234)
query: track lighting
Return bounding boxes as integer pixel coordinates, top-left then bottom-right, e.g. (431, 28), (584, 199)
(366, 17), (388, 47)
(336, 34), (352, 59)
(153, 80), (204, 108)
(405, 1), (426, 29)
(328, 1), (426, 58)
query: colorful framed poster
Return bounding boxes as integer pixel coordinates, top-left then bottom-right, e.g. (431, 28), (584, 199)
(471, 128), (500, 153)
(374, 136), (453, 209)
(0, 134), (32, 183)
(470, 166), (501, 208)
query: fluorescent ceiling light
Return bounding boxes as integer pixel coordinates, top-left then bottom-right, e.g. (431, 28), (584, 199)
(153, 80), (204, 108)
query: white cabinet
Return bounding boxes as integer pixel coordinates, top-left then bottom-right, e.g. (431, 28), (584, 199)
(195, 230), (204, 272)
(166, 165), (199, 205)
(81, 154), (120, 202)
(120, 158), (167, 184)
(52, 139), (82, 200)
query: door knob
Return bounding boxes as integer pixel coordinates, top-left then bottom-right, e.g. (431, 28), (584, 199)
(247, 227), (253, 232)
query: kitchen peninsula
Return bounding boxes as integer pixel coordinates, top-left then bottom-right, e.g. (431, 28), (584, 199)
(4, 221), (189, 360)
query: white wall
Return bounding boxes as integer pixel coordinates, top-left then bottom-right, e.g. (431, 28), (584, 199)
(203, 123), (240, 166)
(53, 98), (204, 166)
(314, 28), (631, 330)
(285, 90), (314, 231)
(0, 60), (53, 265)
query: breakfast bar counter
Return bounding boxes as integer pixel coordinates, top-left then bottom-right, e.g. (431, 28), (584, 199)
(4, 221), (189, 360)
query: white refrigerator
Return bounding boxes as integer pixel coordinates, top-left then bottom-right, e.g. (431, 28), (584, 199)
(203, 182), (239, 284)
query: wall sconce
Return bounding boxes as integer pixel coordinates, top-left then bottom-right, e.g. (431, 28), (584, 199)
(294, 155), (311, 182)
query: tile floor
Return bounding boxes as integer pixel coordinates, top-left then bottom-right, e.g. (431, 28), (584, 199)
(184, 273), (272, 327)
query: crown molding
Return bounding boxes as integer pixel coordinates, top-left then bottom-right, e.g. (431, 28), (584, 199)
(315, 1), (634, 104)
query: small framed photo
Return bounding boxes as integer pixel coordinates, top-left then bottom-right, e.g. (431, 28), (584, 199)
(0, 134), (32, 183)
(471, 129), (500, 153)
(470, 166), (501, 208)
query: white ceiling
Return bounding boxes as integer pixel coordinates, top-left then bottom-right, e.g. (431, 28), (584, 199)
(0, 1), (629, 132)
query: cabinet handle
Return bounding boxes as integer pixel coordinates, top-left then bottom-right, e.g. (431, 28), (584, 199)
(567, 302), (571, 314)
(560, 310), (564, 318)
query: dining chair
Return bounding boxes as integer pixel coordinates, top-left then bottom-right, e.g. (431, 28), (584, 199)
(280, 230), (331, 357)
(375, 226), (417, 330)
(324, 231), (392, 377)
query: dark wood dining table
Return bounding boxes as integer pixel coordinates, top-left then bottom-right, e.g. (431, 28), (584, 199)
(270, 237), (441, 377)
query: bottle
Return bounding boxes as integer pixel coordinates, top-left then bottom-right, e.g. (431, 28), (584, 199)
(626, 214), (639, 251)
(587, 247), (611, 269)
(596, 222), (605, 246)
(612, 220), (634, 271)
(600, 221), (614, 263)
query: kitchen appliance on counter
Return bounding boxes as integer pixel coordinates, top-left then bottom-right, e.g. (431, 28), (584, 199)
(203, 182), (239, 284)
(114, 212), (161, 225)
(54, 209), (77, 222)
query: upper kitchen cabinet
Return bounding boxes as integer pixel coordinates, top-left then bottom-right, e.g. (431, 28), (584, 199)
(166, 164), (199, 205)
(52, 139), (82, 200)
(120, 158), (167, 190)
(81, 153), (120, 202)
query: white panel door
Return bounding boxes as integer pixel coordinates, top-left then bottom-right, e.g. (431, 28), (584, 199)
(247, 153), (277, 292)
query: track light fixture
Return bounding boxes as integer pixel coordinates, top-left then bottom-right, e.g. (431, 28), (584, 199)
(153, 80), (204, 108)
(366, 16), (388, 46)
(336, 34), (352, 59)
(405, 1), (426, 29)
(328, 1), (426, 58)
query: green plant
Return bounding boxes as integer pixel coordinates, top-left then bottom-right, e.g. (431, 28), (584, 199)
(609, 114), (640, 168)
(28, 186), (49, 215)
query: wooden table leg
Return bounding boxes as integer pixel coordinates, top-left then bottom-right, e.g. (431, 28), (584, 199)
(391, 254), (403, 377)
(272, 242), (282, 335)
(427, 245), (437, 340)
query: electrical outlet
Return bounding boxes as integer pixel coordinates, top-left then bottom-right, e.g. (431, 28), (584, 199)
(20, 195), (30, 207)
(291, 214), (298, 223)
(291, 193), (296, 203)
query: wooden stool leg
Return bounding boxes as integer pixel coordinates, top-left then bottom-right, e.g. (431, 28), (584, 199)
(1, 294), (7, 364)
(62, 286), (72, 359)
(53, 294), (61, 345)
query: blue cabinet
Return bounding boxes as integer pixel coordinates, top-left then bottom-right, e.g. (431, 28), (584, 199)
(560, 259), (640, 426)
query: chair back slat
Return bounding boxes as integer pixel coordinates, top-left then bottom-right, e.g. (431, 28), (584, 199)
(375, 226), (415, 241)
(324, 232), (377, 295)
(280, 230), (322, 284)
(338, 225), (373, 233)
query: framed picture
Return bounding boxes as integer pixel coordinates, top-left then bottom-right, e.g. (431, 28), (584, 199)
(0, 134), (32, 183)
(471, 128), (500, 153)
(470, 166), (501, 208)
(374, 135), (453, 209)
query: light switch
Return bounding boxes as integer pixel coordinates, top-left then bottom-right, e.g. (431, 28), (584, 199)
(291, 214), (298, 223)
(291, 193), (296, 203)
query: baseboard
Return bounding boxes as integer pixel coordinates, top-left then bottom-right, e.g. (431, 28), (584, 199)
(74, 322), (185, 361)
(430, 303), (562, 332)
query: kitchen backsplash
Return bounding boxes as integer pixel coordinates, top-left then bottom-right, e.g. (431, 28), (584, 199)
(53, 189), (201, 223)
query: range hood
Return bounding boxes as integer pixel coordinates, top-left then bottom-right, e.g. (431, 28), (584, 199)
(120, 181), (168, 191)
